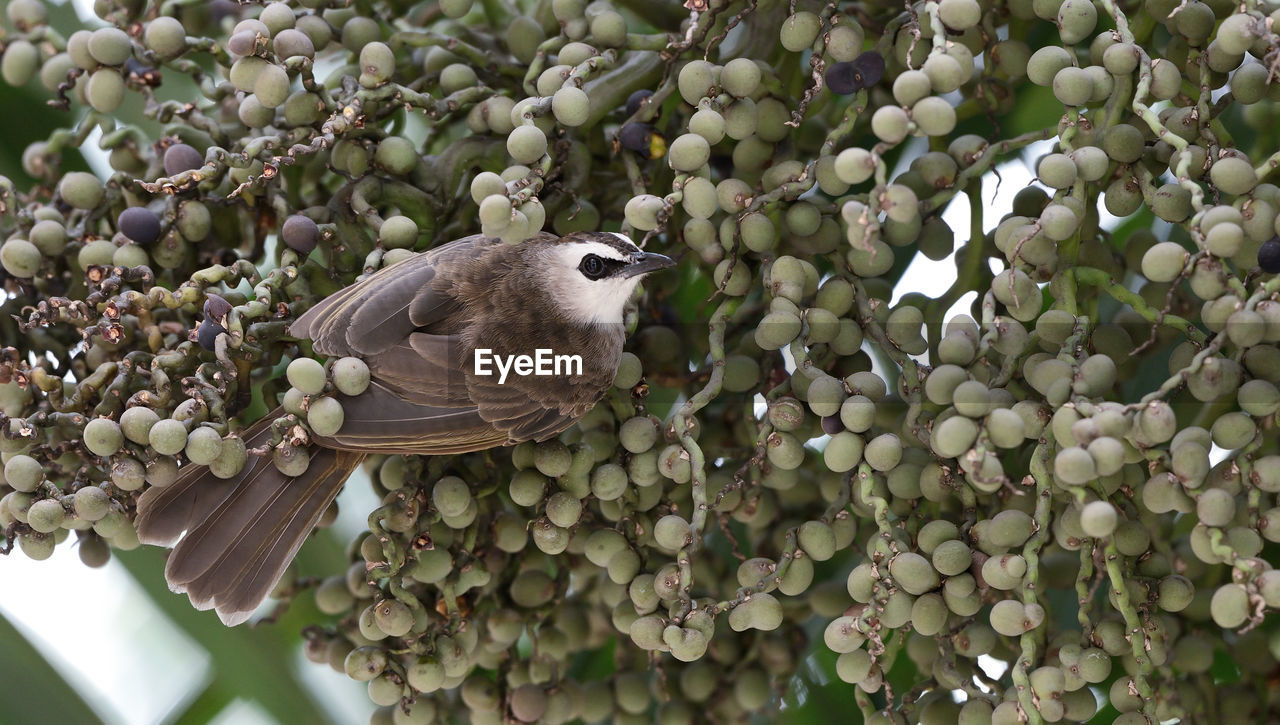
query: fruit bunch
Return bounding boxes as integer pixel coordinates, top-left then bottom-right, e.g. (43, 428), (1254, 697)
(3, 0), (1280, 723)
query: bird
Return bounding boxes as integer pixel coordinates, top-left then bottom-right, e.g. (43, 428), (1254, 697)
(135, 230), (674, 625)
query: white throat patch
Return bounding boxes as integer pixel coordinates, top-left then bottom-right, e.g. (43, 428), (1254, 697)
(546, 241), (641, 325)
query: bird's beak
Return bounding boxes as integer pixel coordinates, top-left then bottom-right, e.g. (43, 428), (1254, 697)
(620, 251), (676, 278)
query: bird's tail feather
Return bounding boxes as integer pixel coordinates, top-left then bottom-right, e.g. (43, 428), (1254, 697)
(135, 409), (365, 626)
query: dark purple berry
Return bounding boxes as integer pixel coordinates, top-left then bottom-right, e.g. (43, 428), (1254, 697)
(625, 89), (653, 117)
(620, 123), (656, 155)
(821, 414), (845, 435)
(826, 52), (885, 94)
(197, 319), (226, 351)
(117, 207), (161, 245)
(1259, 237), (1280, 274)
(163, 143), (204, 177)
(203, 293), (232, 324)
(281, 214), (319, 253)
(825, 63), (859, 94)
(852, 52), (885, 87)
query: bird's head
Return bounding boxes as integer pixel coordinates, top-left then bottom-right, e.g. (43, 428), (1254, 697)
(536, 232), (675, 325)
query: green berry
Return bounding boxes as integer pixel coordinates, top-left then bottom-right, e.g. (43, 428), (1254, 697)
(307, 396), (346, 437)
(287, 357), (327, 395)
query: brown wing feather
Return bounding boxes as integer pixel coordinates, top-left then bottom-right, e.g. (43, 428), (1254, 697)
(313, 381), (508, 453)
(290, 234), (492, 355)
(177, 446), (361, 625)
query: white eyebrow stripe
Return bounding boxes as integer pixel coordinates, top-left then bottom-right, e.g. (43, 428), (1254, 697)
(576, 241), (630, 262)
(610, 232), (641, 253)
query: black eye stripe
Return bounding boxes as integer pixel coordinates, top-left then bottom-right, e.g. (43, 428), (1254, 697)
(579, 253), (626, 280)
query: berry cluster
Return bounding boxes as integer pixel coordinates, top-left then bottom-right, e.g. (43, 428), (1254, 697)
(2, 0), (1280, 723)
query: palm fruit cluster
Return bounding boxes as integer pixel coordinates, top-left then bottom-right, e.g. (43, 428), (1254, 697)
(3, 0), (1280, 722)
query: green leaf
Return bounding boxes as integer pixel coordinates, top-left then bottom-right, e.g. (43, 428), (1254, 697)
(116, 545), (348, 725)
(0, 611), (100, 723)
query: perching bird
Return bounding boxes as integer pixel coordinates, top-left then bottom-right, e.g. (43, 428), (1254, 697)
(135, 231), (674, 625)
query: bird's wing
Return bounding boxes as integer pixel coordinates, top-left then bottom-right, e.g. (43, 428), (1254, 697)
(312, 380), (509, 453)
(459, 322), (623, 443)
(292, 233), (602, 452)
(290, 234), (493, 357)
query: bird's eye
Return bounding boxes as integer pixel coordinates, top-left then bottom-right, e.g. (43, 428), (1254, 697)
(579, 254), (607, 280)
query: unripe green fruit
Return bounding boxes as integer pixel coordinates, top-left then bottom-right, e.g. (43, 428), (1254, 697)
(73, 487), (111, 521)
(357, 41), (395, 88)
(87, 68), (125, 113)
(870, 105), (910, 144)
(912, 96), (956, 136)
(308, 396), (345, 437)
(470, 172), (506, 206)
(624, 194), (664, 231)
(379, 216), (418, 249)
(1210, 156), (1257, 196)
(551, 86), (589, 127)
(990, 599), (1044, 636)
(677, 60), (716, 105)
(432, 476), (472, 517)
(405, 656), (445, 693)
(88, 27), (132, 66)
(1, 40), (38, 87)
(507, 125), (548, 164)
(939, 0), (982, 30)
(932, 416), (979, 458)
(1196, 488), (1235, 527)
(148, 456), (184, 487)
(438, 63), (477, 95)
(824, 616), (867, 653)
(834, 148), (875, 184)
(1142, 242), (1187, 282)
(1210, 583), (1250, 629)
(823, 431), (864, 472)
(185, 426), (224, 465)
(83, 418), (124, 457)
(780, 13), (820, 52)
(59, 172), (104, 210)
(374, 136), (417, 175)
(826, 23), (864, 62)
(345, 646), (388, 681)
(889, 552), (939, 594)
(668, 133), (710, 172)
(331, 357), (371, 396)
(923, 52), (967, 93)
(274, 443), (310, 477)
(288, 357), (327, 395)
(1056, 0), (1097, 44)
(728, 592), (783, 631)
(798, 520), (836, 561)
(1037, 153), (1077, 189)
(863, 433), (902, 472)
(532, 439), (572, 478)
(835, 649), (872, 685)
(1079, 500), (1117, 537)
(1027, 45), (1073, 86)
(932, 539), (972, 576)
(373, 598), (414, 637)
(754, 310), (801, 350)
(653, 514), (691, 550)
(0, 239), (41, 279)
(26, 499), (65, 534)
